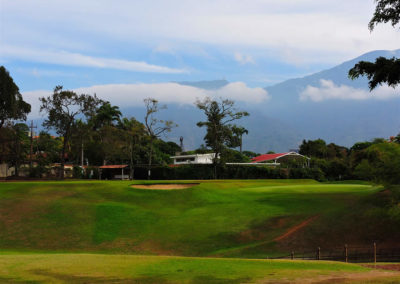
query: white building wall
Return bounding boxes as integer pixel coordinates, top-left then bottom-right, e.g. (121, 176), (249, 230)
(172, 153), (215, 165)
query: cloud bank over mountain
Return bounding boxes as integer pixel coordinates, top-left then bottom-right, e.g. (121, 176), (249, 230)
(300, 79), (399, 102)
(23, 82), (269, 118)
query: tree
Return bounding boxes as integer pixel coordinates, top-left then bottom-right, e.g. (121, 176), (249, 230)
(89, 102), (122, 165)
(8, 123), (29, 177)
(349, 0), (400, 90)
(118, 117), (146, 179)
(299, 139), (327, 158)
(40, 86), (102, 179)
(230, 125), (248, 153)
(0, 66), (31, 129)
(90, 102), (122, 129)
(354, 142), (400, 184)
(32, 131), (62, 177)
(195, 97), (249, 178)
(143, 98), (176, 179)
(69, 119), (90, 167)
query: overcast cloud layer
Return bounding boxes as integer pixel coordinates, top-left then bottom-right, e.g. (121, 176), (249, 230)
(1, 0), (400, 105)
(2, 0), (400, 90)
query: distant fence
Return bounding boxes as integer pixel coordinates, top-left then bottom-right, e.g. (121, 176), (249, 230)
(272, 243), (400, 263)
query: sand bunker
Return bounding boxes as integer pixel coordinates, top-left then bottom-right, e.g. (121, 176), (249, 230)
(131, 183), (199, 190)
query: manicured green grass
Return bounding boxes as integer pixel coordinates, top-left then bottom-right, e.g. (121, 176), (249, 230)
(0, 253), (378, 283)
(0, 179), (383, 257)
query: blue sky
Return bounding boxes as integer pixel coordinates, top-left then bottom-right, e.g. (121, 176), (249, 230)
(1, 0), (399, 117)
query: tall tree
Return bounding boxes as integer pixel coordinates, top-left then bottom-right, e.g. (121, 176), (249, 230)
(9, 123), (29, 177)
(349, 0), (400, 90)
(0, 66), (31, 129)
(143, 98), (176, 179)
(196, 97), (249, 178)
(119, 117), (146, 179)
(70, 119), (90, 167)
(40, 86), (102, 178)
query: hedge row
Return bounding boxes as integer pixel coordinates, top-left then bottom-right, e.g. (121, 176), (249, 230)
(131, 165), (325, 181)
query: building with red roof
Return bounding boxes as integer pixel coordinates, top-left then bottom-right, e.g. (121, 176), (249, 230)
(251, 152), (310, 167)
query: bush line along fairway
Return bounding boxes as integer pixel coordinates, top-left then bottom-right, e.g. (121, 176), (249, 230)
(1, 179), (396, 258)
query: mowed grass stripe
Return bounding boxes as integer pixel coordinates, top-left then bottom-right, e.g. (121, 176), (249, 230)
(0, 253), (375, 283)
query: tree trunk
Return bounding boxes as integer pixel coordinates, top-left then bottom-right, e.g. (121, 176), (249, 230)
(81, 140), (84, 167)
(213, 151), (219, 179)
(60, 133), (68, 179)
(14, 133), (20, 177)
(129, 138), (134, 180)
(147, 139), (153, 180)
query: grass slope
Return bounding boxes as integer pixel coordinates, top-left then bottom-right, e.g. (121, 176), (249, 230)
(0, 180), (394, 257)
(3, 253), (397, 283)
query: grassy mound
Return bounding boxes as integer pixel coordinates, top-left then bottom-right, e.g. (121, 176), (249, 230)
(0, 179), (398, 257)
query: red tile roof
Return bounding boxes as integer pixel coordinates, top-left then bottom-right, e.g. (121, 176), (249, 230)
(251, 153), (289, 163)
(99, 165), (128, 169)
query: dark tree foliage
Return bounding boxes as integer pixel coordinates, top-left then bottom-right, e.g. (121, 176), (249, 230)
(349, 57), (400, 90)
(0, 66), (31, 128)
(299, 139), (327, 158)
(118, 117), (147, 179)
(7, 123), (29, 177)
(90, 102), (122, 129)
(349, 0), (400, 90)
(229, 125), (248, 153)
(40, 86), (103, 178)
(368, 0), (400, 31)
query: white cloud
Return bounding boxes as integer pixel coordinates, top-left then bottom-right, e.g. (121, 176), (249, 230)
(234, 52), (255, 65)
(300, 79), (399, 102)
(23, 82), (269, 118)
(0, 45), (186, 74)
(3, 0), (399, 66)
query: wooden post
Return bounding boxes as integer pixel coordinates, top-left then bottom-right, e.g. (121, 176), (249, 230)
(345, 244), (348, 263)
(291, 251), (294, 260)
(374, 242), (377, 264)
(317, 247), (321, 260)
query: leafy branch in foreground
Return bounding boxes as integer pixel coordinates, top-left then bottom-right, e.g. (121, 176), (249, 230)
(349, 0), (400, 90)
(349, 57), (400, 90)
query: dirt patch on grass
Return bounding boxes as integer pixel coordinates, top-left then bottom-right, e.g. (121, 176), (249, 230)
(259, 270), (400, 284)
(274, 215), (319, 242)
(131, 183), (199, 190)
(364, 264), (400, 271)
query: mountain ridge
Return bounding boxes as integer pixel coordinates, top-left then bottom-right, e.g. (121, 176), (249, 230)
(168, 49), (400, 152)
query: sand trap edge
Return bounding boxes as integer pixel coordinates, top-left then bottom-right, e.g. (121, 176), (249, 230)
(130, 183), (199, 190)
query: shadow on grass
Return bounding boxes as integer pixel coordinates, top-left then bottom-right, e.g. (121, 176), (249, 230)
(30, 269), (250, 283)
(31, 269), (170, 283)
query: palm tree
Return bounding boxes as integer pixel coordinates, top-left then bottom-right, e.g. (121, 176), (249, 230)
(232, 126), (248, 153)
(92, 102), (122, 129)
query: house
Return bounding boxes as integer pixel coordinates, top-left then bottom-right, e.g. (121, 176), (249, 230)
(251, 152), (310, 167)
(170, 153), (216, 165)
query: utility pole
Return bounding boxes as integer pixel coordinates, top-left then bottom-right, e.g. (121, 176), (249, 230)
(29, 120), (37, 173)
